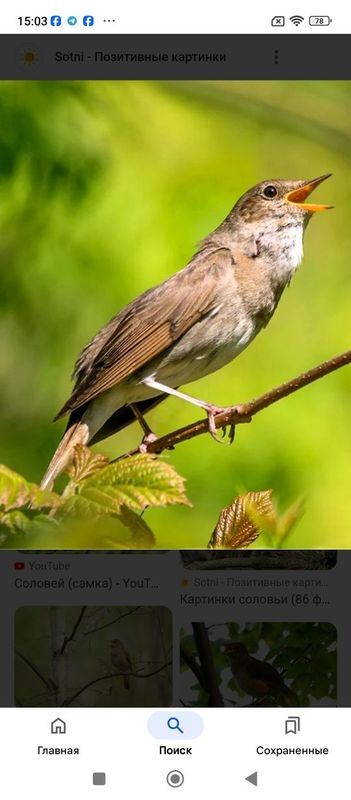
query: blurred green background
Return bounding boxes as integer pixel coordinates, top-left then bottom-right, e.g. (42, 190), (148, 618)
(0, 80), (350, 548)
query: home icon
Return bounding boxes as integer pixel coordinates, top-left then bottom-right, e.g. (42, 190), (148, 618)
(51, 717), (67, 734)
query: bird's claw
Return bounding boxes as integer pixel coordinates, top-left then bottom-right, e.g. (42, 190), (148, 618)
(205, 405), (239, 445)
(207, 411), (226, 443)
(205, 406), (234, 445)
(228, 423), (236, 444)
(220, 423), (236, 444)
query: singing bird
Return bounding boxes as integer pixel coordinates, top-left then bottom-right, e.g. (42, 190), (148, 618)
(110, 639), (133, 690)
(224, 642), (295, 706)
(41, 175), (332, 489)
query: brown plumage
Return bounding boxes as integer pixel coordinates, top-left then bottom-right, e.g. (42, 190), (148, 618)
(225, 642), (295, 706)
(55, 249), (225, 417)
(41, 175), (331, 489)
(110, 639), (133, 690)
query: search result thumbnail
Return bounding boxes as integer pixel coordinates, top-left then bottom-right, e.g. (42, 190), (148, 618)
(14, 605), (172, 707)
(179, 622), (336, 707)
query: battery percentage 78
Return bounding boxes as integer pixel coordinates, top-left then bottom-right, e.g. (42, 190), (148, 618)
(309, 16), (332, 25)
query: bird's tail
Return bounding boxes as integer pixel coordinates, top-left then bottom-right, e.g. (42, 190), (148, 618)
(40, 422), (89, 491)
(123, 677), (130, 690)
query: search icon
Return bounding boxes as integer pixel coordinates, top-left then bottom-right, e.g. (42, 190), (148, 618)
(167, 717), (184, 734)
(148, 711), (203, 739)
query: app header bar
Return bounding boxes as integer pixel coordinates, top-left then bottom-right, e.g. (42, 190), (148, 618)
(1, 35), (351, 79)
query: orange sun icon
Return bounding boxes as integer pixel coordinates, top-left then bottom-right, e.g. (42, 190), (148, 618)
(21, 48), (39, 66)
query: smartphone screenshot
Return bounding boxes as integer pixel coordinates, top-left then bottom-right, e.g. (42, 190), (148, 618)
(0, 2), (350, 797)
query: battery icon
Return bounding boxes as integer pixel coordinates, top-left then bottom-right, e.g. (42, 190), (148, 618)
(309, 15), (332, 25)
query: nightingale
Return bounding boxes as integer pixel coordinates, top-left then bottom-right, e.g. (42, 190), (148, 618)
(110, 639), (132, 690)
(41, 174), (332, 489)
(224, 642), (295, 706)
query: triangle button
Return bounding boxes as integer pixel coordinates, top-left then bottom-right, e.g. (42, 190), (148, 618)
(245, 772), (258, 787)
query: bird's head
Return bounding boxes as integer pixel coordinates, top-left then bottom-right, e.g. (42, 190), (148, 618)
(212, 173), (334, 280)
(224, 642), (249, 661)
(232, 174), (333, 226)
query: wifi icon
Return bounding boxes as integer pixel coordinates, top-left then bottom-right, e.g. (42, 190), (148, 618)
(289, 15), (304, 25)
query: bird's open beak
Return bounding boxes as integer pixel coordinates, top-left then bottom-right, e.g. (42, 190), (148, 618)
(285, 173), (333, 212)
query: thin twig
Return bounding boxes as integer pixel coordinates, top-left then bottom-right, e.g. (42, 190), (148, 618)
(15, 649), (55, 691)
(62, 661), (172, 706)
(83, 607), (142, 636)
(117, 349), (351, 458)
(60, 607), (87, 654)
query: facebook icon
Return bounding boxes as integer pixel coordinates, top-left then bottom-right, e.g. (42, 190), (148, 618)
(83, 15), (94, 26)
(50, 15), (62, 26)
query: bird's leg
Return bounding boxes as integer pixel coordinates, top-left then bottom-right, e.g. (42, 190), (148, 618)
(129, 402), (155, 437)
(142, 376), (234, 444)
(129, 403), (158, 451)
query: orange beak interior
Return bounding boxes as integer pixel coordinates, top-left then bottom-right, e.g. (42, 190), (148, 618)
(285, 173), (333, 212)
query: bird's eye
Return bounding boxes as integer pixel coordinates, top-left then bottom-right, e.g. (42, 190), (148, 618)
(263, 185), (278, 198)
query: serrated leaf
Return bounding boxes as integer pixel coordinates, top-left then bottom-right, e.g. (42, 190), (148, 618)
(57, 491), (104, 518)
(60, 453), (190, 517)
(66, 444), (110, 484)
(0, 510), (30, 533)
(0, 465), (61, 511)
(248, 496), (304, 547)
(29, 487), (62, 510)
(246, 495), (277, 537)
(0, 466), (30, 509)
(208, 490), (274, 549)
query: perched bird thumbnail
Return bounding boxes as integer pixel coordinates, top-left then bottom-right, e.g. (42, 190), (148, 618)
(41, 175), (332, 489)
(224, 642), (295, 705)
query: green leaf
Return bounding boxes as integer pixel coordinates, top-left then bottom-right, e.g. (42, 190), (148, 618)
(0, 466), (30, 509)
(66, 444), (110, 484)
(0, 465), (61, 511)
(0, 510), (30, 535)
(59, 453), (190, 517)
(0, 451), (187, 548)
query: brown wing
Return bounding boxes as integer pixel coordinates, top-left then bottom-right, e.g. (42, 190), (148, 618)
(55, 246), (233, 419)
(247, 657), (287, 692)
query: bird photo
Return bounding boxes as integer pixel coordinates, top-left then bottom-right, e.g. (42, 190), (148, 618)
(180, 622), (337, 707)
(224, 642), (295, 706)
(40, 175), (332, 490)
(0, 80), (349, 549)
(14, 605), (172, 707)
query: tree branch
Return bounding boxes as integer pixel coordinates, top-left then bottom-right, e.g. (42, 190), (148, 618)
(119, 349), (351, 458)
(60, 606), (87, 654)
(180, 644), (204, 685)
(192, 623), (224, 707)
(62, 661), (172, 706)
(83, 607), (142, 636)
(15, 649), (55, 692)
